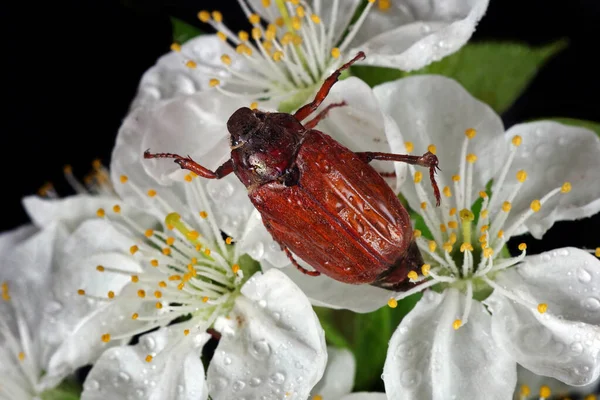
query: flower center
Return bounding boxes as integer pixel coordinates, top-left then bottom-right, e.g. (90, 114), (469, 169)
(79, 173), (260, 361)
(389, 129), (572, 329)
(178, 0), (377, 111)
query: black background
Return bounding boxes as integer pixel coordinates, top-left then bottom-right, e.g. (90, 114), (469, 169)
(3, 0), (599, 255)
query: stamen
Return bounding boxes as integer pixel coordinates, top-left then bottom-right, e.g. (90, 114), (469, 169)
(452, 319), (462, 330)
(537, 303), (548, 314)
(539, 385), (551, 399)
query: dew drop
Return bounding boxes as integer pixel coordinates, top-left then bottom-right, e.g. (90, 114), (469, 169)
(85, 379), (100, 391)
(582, 297), (600, 311)
(250, 377), (262, 387)
(400, 369), (422, 388)
(224, 356), (232, 365)
(421, 24), (431, 34)
(250, 339), (271, 360)
(142, 336), (156, 351)
(135, 388), (145, 398)
(232, 380), (246, 392)
(119, 372), (131, 382)
(215, 377), (228, 389)
(570, 342), (584, 355)
(249, 242), (265, 259)
(270, 372), (286, 384)
(577, 268), (592, 284)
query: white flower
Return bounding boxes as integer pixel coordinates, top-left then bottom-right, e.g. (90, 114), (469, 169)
(369, 75), (600, 399)
(0, 191), (145, 399)
(515, 365), (599, 399)
(132, 0), (488, 111)
(312, 347), (387, 400)
(76, 106), (327, 400)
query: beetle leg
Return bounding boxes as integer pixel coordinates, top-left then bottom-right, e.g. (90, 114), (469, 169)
(294, 51), (366, 123)
(282, 247), (321, 276)
(144, 150), (233, 179)
(356, 151), (441, 206)
(303, 101), (347, 130)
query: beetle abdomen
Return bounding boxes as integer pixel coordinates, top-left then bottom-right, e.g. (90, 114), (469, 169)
(250, 130), (412, 284)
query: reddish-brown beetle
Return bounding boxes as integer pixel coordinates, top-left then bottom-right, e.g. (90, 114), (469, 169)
(145, 52), (440, 291)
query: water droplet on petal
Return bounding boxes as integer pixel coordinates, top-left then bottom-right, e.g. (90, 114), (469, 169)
(224, 356), (232, 365)
(582, 297), (600, 311)
(232, 380), (246, 392)
(250, 339), (271, 360)
(577, 268), (592, 284)
(119, 372), (130, 382)
(570, 342), (584, 355)
(85, 380), (100, 391)
(250, 377), (262, 387)
(249, 242), (265, 259)
(142, 336), (156, 351)
(400, 369), (422, 388)
(270, 372), (286, 384)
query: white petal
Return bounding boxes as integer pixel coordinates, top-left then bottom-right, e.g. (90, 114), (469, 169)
(81, 328), (209, 400)
(373, 75), (505, 209)
(351, 0), (489, 71)
(517, 364), (600, 398)
(0, 224), (36, 255)
(130, 35), (230, 109)
(316, 77), (399, 185)
(485, 248), (600, 385)
(383, 289), (516, 400)
(341, 394), (387, 400)
(261, 259), (390, 313)
(499, 122), (600, 239)
(207, 270), (327, 400)
(311, 347), (355, 399)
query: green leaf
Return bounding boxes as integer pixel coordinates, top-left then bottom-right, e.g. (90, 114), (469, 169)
(41, 379), (81, 400)
(171, 17), (203, 44)
(546, 118), (600, 137)
(352, 40), (567, 114)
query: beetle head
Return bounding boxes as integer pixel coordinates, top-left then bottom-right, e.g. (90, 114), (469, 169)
(227, 107), (262, 149)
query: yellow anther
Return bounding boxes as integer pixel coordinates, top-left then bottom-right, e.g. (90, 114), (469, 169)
(185, 60), (197, 69)
(516, 170), (527, 183)
(480, 225), (489, 233)
(199, 211), (208, 219)
(77, 289), (86, 296)
(18, 352), (25, 361)
(413, 229), (422, 238)
(232, 264), (240, 274)
(518, 243), (527, 251)
(209, 79), (220, 87)
(497, 230), (504, 238)
(460, 243), (474, 252)
(251, 27), (262, 40)
(449, 233), (457, 244)
(407, 270), (418, 281)
(443, 243), (453, 253)
(443, 186), (452, 197)
(530, 199), (541, 212)
(202, 296), (209, 303)
(537, 303), (548, 314)
(291, 16), (301, 30)
(295, 6), (305, 17)
(331, 47), (340, 58)
(198, 10), (210, 22)
(292, 35), (303, 45)
(101, 333), (111, 343)
(96, 208), (105, 218)
(459, 209), (474, 222)
(211, 11), (223, 22)
(204, 248), (211, 256)
(249, 102), (258, 110)
(479, 234), (487, 243)
(144, 229), (154, 238)
(130, 245), (139, 255)
(483, 248), (494, 258)
(420, 202), (427, 210)
(539, 385), (551, 398)
(310, 14), (321, 23)
(248, 13), (260, 24)
(165, 237), (175, 246)
(217, 32), (227, 41)
(238, 30), (249, 42)
(155, 302), (163, 309)
(452, 319), (462, 330)
(449, 208), (457, 216)
(149, 259), (159, 268)
(561, 182), (572, 193)
(158, 281), (167, 289)
(162, 247), (171, 256)
(511, 135), (522, 147)
(404, 141), (414, 153)
(595, 247), (600, 257)
(585, 395), (597, 400)
(184, 329), (190, 336)
(452, 175), (460, 182)
(273, 51), (284, 62)
(481, 209), (489, 219)
(465, 128), (477, 139)
(147, 189), (157, 197)
(421, 264), (431, 276)
(170, 42), (181, 52)
(185, 231), (199, 240)
(274, 17), (284, 27)
(131, 313), (139, 320)
(440, 224), (447, 233)
(378, 0), (391, 10)
(479, 191), (488, 199)
(368, 0), (375, 3)
(169, 275), (182, 281)
(226, 237), (233, 245)
(387, 298), (398, 308)
(107, 291), (115, 299)
(95, 265), (105, 273)
(191, 257), (198, 264)
(112, 205), (121, 213)
(145, 355), (153, 363)
(63, 164), (73, 174)
(448, 221), (458, 229)
(466, 154), (477, 164)
(428, 241), (437, 252)
(502, 201), (512, 212)
(520, 385), (531, 397)
(120, 175), (128, 184)
(414, 171), (423, 183)
(137, 290), (146, 298)
(427, 144), (437, 154)
(262, 0), (271, 6)
(92, 159), (102, 170)
(184, 174), (194, 182)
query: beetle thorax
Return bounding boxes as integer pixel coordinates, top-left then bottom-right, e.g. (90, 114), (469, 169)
(227, 108), (306, 187)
